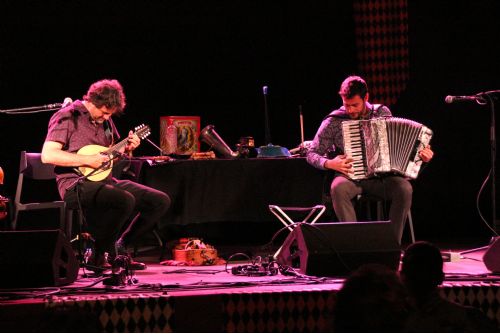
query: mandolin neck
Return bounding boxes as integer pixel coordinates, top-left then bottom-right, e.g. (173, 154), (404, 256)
(104, 138), (129, 156)
(102, 124), (150, 158)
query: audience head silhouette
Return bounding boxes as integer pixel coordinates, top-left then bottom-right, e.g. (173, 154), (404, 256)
(400, 241), (444, 296)
(333, 263), (410, 332)
(400, 241), (498, 331)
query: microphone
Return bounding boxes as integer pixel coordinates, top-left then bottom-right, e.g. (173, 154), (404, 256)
(263, 86), (268, 95)
(445, 95), (484, 104)
(62, 97), (73, 108)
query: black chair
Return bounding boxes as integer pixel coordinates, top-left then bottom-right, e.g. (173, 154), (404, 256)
(11, 151), (68, 236)
(356, 194), (415, 243)
(321, 172), (416, 243)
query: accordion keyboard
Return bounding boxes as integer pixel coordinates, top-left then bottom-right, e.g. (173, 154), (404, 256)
(342, 122), (368, 180)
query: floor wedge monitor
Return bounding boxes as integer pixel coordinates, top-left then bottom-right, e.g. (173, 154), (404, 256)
(275, 221), (401, 277)
(483, 237), (500, 273)
(0, 229), (78, 287)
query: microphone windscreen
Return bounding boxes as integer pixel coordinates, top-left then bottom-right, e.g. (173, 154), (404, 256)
(62, 97), (73, 107)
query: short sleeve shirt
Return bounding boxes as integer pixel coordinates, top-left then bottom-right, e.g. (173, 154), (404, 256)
(45, 100), (120, 198)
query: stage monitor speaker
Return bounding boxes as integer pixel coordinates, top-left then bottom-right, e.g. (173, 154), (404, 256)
(275, 221), (401, 277)
(483, 237), (500, 273)
(0, 229), (79, 288)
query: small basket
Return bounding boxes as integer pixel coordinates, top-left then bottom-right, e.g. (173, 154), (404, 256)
(172, 238), (218, 265)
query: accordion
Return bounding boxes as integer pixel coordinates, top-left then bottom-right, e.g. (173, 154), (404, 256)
(342, 117), (433, 180)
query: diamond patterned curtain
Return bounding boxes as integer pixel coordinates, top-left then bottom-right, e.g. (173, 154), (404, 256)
(353, 0), (409, 106)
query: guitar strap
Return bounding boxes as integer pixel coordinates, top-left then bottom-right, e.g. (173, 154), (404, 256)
(105, 118), (122, 146)
(103, 120), (113, 144)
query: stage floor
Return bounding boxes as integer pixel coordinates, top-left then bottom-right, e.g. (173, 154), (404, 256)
(1, 242), (500, 332)
(65, 244), (497, 292)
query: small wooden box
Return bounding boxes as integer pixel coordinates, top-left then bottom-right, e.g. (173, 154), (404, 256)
(172, 238), (218, 265)
(160, 116), (200, 155)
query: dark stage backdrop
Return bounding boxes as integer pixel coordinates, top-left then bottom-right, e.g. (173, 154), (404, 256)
(0, 0), (499, 242)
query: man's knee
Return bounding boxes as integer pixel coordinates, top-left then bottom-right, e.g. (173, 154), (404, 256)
(156, 192), (171, 212)
(392, 178), (413, 200)
(331, 178), (354, 200)
(117, 191), (136, 210)
(145, 190), (171, 214)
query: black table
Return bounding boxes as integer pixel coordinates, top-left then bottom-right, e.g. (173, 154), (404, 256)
(137, 157), (326, 229)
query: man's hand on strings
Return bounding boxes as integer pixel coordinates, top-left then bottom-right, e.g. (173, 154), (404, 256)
(125, 130), (140, 152)
(85, 154), (110, 169)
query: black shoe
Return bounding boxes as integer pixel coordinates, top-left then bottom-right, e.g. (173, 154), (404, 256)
(115, 240), (147, 270)
(86, 253), (112, 272)
(128, 259), (147, 271)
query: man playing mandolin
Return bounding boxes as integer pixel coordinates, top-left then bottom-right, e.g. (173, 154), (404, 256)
(41, 79), (171, 270)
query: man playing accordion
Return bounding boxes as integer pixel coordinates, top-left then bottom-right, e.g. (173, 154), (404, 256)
(307, 75), (434, 244)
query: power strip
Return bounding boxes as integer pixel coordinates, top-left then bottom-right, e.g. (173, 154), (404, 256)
(441, 251), (461, 262)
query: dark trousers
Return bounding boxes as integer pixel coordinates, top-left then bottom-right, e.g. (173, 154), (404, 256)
(330, 175), (412, 243)
(64, 178), (171, 255)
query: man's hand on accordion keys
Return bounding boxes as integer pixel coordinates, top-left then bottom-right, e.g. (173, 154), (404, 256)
(418, 145), (434, 163)
(324, 154), (354, 176)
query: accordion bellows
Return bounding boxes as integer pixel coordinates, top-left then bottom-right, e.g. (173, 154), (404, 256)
(342, 117), (433, 180)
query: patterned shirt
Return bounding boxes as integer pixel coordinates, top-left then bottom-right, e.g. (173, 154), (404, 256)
(306, 102), (391, 170)
(45, 100), (120, 198)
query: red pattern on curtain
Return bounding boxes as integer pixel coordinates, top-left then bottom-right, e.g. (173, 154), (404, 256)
(353, 0), (409, 106)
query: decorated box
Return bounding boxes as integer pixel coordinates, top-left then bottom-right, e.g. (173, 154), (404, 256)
(160, 116), (200, 155)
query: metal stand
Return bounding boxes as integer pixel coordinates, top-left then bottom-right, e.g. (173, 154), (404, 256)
(269, 205), (326, 230)
(475, 92), (498, 234)
(485, 93), (498, 234)
(0, 101), (65, 114)
(459, 237), (497, 255)
(269, 204), (326, 259)
(459, 90), (499, 256)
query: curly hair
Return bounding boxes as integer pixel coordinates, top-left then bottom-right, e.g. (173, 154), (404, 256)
(338, 75), (368, 99)
(83, 79), (126, 114)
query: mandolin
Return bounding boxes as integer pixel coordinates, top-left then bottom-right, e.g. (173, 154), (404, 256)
(77, 124), (151, 181)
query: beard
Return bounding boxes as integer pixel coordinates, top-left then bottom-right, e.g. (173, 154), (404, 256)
(348, 103), (367, 119)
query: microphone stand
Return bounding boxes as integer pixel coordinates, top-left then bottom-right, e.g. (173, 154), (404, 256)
(0, 103), (63, 114)
(263, 85), (271, 144)
(485, 93), (497, 234)
(66, 157), (121, 271)
(258, 85), (291, 157)
(460, 90), (499, 255)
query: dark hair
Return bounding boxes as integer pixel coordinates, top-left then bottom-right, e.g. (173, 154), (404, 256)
(400, 241), (444, 293)
(83, 79), (126, 114)
(333, 264), (409, 332)
(338, 75), (368, 99)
